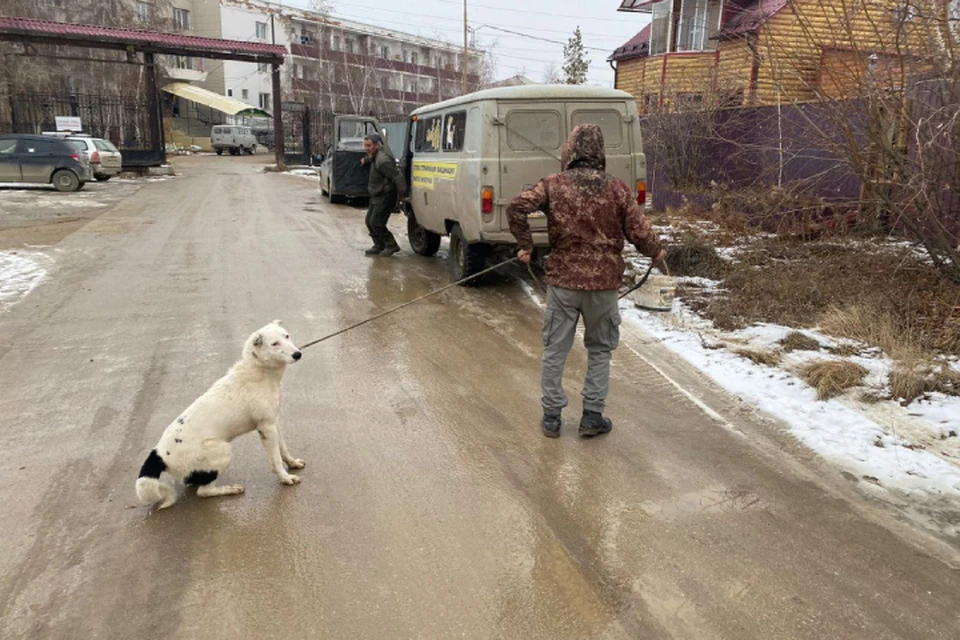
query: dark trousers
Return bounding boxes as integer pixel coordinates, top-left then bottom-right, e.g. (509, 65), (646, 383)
(365, 191), (397, 247)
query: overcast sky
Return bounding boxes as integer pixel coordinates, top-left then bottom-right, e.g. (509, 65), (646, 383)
(280, 0), (652, 86)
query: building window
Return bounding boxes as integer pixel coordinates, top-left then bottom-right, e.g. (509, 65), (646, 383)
(174, 55), (194, 70)
(405, 77), (416, 92)
(650, 0), (721, 54)
(259, 93), (271, 109)
(345, 39), (355, 54)
(294, 63), (304, 79)
(301, 30), (315, 45)
(676, 92), (704, 110)
(242, 89), (249, 100)
(332, 35), (341, 51)
(381, 76), (391, 91)
(228, 89), (233, 97)
(255, 21), (268, 40)
(410, 51), (419, 66)
(643, 93), (660, 113)
(258, 62), (268, 73)
(380, 45), (389, 59)
(173, 8), (191, 31)
(136, 1), (152, 23)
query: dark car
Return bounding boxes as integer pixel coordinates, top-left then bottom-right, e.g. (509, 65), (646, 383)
(0, 134), (91, 192)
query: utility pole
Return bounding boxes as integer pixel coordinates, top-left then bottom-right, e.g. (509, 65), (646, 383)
(462, 0), (468, 94)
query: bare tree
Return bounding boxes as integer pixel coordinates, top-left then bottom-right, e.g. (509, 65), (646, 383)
(757, 0), (960, 281)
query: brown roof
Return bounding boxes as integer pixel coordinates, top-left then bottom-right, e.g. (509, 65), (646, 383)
(610, 24), (651, 61)
(0, 17), (286, 60)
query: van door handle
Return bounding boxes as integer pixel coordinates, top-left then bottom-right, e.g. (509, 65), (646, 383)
(424, 192), (428, 206)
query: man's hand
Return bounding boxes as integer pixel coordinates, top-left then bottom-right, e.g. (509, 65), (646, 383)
(360, 157), (368, 166)
(517, 249), (533, 264)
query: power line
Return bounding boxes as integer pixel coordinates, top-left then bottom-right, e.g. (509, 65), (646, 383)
(410, 0), (638, 22)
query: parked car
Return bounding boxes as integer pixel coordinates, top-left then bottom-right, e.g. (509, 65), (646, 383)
(211, 125), (257, 156)
(399, 85), (648, 281)
(0, 133), (90, 192)
(64, 136), (123, 181)
(318, 115), (382, 204)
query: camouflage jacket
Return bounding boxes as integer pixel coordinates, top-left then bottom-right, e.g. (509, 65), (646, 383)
(506, 124), (662, 291)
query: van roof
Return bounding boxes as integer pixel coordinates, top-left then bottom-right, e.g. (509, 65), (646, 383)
(410, 84), (635, 116)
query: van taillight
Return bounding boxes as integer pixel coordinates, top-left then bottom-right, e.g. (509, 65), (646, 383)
(481, 186), (494, 214)
(91, 151), (101, 164)
(636, 180), (647, 206)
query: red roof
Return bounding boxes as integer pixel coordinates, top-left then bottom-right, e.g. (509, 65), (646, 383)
(610, 25), (651, 61)
(0, 17), (286, 59)
(718, 0), (792, 39)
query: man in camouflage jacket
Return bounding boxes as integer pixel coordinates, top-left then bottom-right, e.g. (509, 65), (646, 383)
(507, 124), (665, 438)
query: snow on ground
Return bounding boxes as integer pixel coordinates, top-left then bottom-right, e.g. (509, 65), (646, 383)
(622, 298), (960, 501)
(0, 251), (50, 311)
(288, 168), (319, 180)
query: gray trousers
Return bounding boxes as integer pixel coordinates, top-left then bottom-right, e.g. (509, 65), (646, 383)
(541, 286), (621, 414)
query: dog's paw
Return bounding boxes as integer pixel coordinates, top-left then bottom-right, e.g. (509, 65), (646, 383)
(286, 458), (306, 470)
(281, 474), (302, 486)
(225, 484), (245, 495)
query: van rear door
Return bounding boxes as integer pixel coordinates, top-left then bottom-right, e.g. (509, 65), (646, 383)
(566, 102), (635, 190)
(496, 102), (565, 232)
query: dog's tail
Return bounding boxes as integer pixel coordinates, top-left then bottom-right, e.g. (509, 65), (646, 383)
(136, 449), (177, 509)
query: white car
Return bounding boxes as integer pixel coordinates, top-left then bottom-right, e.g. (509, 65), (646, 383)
(65, 136), (123, 181)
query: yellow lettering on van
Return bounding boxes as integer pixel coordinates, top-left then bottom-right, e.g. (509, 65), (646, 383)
(412, 162), (458, 191)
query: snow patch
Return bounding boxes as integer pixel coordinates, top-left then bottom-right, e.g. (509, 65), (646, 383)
(0, 251), (50, 311)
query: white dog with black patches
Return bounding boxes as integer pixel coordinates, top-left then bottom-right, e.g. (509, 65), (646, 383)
(136, 321), (304, 510)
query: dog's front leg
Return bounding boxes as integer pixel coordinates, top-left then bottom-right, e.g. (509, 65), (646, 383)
(278, 426), (305, 470)
(258, 422), (301, 485)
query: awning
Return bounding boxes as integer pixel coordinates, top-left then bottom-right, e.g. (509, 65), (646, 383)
(162, 82), (271, 117)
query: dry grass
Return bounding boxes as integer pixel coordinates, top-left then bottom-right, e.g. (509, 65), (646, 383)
(698, 239), (960, 358)
(801, 360), (870, 400)
(780, 332), (822, 353)
(734, 349), (783, 367)
(664, 231), (727, 279)
(889, 362), (960, 403)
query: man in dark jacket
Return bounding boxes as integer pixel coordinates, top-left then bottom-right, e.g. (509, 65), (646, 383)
(361, 133), (407, 257)
(507, 124), (665, 438)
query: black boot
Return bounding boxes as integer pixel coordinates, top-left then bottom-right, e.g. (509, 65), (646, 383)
(365, 237), (385, 256)
(579, 410), (612, 437)
(542, 411), (562, 438)
(380, 235), (401, 257)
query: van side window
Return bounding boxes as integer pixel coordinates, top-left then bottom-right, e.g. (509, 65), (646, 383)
(415, 115), (442, 153)
(571, 110), (623, 147)
(442, 111), (466, 152)
(506, 111), (562, 151)
(465, 107), (481, 152)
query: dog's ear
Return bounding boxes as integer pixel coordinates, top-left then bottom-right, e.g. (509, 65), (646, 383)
(273, 319), (283, 327)
(253, 333), (263, 348)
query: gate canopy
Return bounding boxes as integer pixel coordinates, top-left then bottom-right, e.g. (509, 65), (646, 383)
(163, 82), (271, 117)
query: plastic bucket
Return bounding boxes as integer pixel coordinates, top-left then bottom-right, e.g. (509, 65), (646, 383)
(631, 274), (677, 312)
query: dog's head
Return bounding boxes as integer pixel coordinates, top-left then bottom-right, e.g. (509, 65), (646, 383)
(245, 320), (302, 367)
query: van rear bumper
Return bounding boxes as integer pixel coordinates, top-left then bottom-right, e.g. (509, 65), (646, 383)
(480, 231), (549, 247)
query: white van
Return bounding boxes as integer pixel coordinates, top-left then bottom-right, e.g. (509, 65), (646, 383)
(211, 125), (257, 156)
(400, 86), (647, 281)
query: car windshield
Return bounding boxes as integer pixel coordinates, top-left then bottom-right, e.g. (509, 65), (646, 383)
(337, 138), (365, 151)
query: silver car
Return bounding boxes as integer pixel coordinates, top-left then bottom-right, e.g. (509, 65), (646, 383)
(65, 136), (123, 181)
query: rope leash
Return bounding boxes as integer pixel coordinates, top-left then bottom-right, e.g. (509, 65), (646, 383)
(300, 257), (520, 351)
(619, 259), (671, 300)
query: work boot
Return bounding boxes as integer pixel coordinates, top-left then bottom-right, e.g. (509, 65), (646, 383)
(579, 410), (613, 437)
(380, 236), (401, 257)
(364, 243), (385, 256)
(542, 411), (562, 438)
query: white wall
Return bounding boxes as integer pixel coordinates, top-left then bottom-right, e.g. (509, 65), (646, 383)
(219, 4), (290, 109)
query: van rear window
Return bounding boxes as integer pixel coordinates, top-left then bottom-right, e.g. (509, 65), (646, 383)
(506, 111), (561, 151)
(571, 110), (623, 147)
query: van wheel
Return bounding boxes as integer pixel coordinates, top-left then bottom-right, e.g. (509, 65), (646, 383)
(449, 224), (488, 284)
(407, 211), (441, 257)
(216, 148), (223, 156)
(52, 170), (81, 192)
(230, 147), (240, 156)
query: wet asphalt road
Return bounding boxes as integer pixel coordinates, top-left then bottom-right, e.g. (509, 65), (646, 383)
(1, 155), (958, 639)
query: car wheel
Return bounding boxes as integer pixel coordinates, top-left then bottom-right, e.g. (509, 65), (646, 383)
(95, 176), (111, 182)
(216, 148), (223, 156)
(449, 223), (488, 284)
(52, 170), (81, 192)
(407, 209), (441, 257)
(320, 180), (329, 196)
